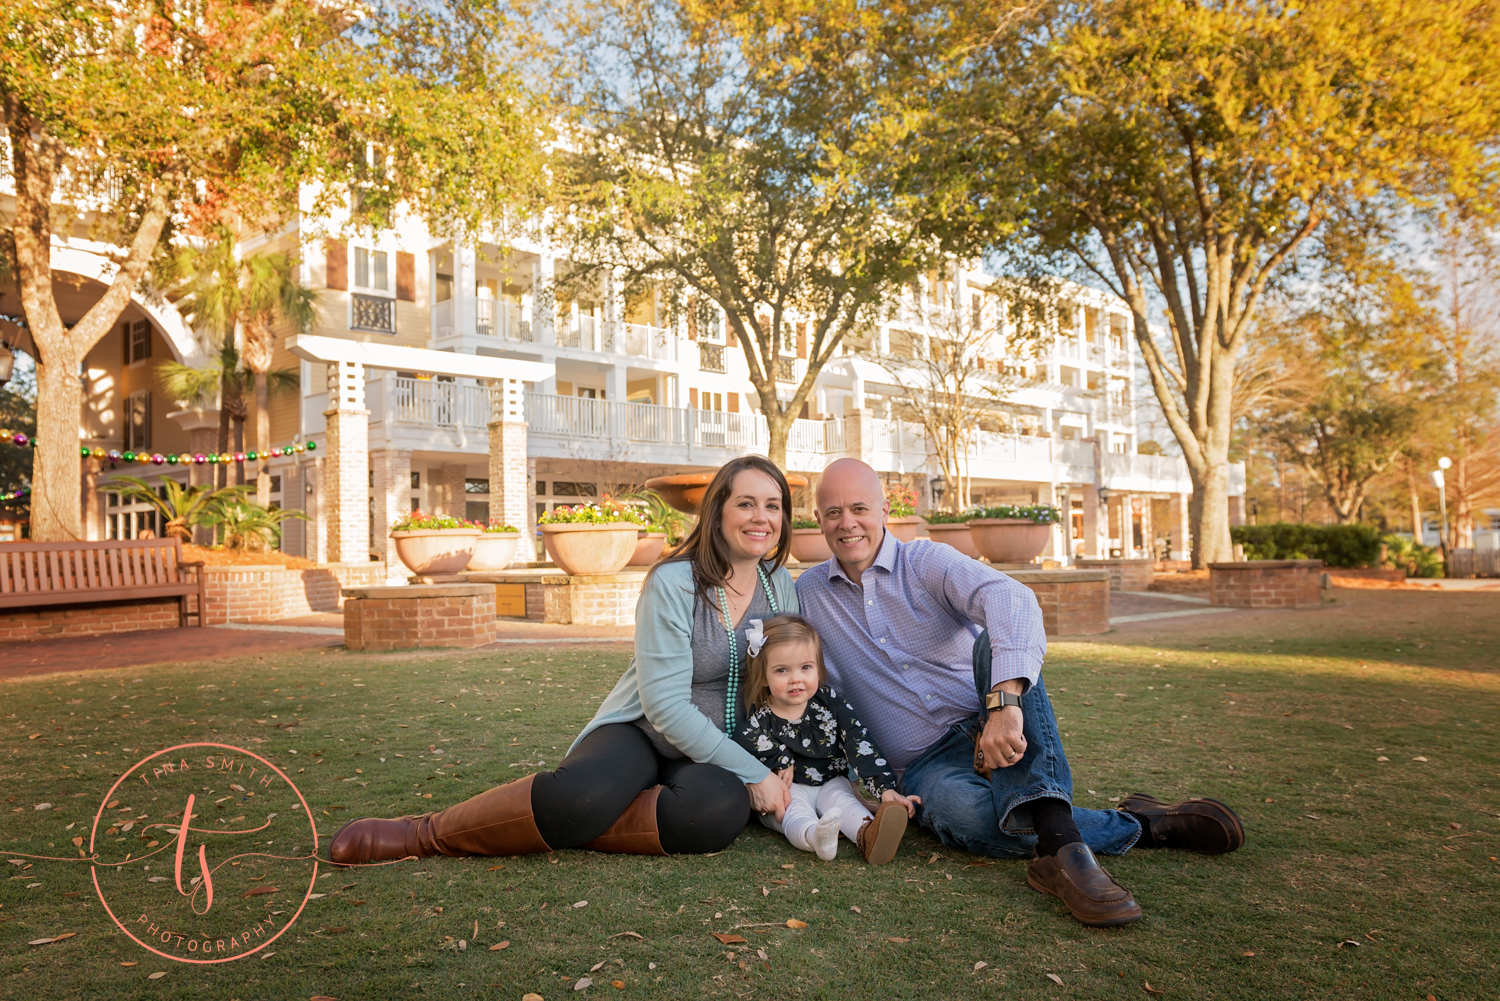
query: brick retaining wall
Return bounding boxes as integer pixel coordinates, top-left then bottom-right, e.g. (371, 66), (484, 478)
(343, 584), (497, 651)
(201, 562), (385, 624)
(0, 598), (184, 642)
(469, 569), (648, 626)
(1073, 558), (1156, 592)
(1209, 560), (1324, 608)
(1002, 570), (1110, 636)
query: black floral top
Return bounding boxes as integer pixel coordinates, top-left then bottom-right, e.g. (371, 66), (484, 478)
(733, 687), (898, 799)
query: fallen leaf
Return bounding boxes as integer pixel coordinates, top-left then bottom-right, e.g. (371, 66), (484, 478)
(148, 972), (167, 980)
(770, 879), (787, 885)
(120, 962), (138, 968)
(1046, 973), (1064, 985)
(322, 926), (349, 935)
(1451, 822), (1462, 830)
(974, 961), (988, 971)
(849, 905), (862, 914)
(72, 837), (83, 847)
(1412, 756), (1428, 762)
(489, 941), (511, 951)
(488, 865), (506, 871)
(574, 978), (592, 991)
(780, 863), (795, 870)
(148, 876), (169, 883)
(1337, 939), (1360, 948)
(241, 886), (279, 898)
(928, 853), (940, 864)
(522, 995), (543, 1001)
(1242, 951), (1255, 957)
(886, 937), (909, 944)
(591, 961), (607, 972)
(786, 919), (808, 929)
(965, 861), (994, 868)
(572, 900), (588, 909)
(310, 997), (337, 1001)
(1144, 981), (1165, 995)
(610, 981), (625, 989)
(609, 931), (644, 940)
(711, 933), (748, 945)
(761, 887), (769, 896)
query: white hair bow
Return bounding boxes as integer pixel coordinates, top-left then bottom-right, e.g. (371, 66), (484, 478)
(745, 618), (766, 658)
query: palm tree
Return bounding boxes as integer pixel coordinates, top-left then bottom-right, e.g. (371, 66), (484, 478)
(157, 339), (253, 489)
(102, 476), (238, 541)
(160, 231), (311, 502)
(201, 494), (306, 552)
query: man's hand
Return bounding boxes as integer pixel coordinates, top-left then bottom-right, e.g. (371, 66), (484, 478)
(880, 788), (922, 818)
(978, 680), (1027, 770)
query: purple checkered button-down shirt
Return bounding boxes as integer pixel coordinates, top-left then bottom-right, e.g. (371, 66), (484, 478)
(794, 529), (1047, 772)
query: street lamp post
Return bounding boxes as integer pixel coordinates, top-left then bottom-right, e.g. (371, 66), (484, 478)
(1430, 456), (1453, 559)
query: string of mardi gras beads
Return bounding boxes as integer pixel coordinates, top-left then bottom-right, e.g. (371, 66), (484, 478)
(0, 428), (315, 467)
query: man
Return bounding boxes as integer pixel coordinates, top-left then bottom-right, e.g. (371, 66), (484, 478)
(794, 458), (1243, 927)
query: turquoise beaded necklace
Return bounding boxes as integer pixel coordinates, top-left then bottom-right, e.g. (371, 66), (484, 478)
(716, 564), (779, 733)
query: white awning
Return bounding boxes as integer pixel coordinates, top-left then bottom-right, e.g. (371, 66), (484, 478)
(286, 335), (554, 383)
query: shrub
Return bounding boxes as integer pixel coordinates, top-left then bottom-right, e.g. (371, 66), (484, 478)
(925, 510), (973, 524)
(483, 521), (520, 533)
(1229, 522), (1383, 567)
(792, 516), (820, 529)
(886, 485), (919, 517)
(539, 503), (646, 526)
(202, 496), (306, 551)
(391, 511), (476, 532)
(971, 504), (1061, 525)
(1382, 534), (1444, 578)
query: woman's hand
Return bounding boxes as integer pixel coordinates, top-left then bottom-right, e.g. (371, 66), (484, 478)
(881, 788), (922, 818)
(748, 773), (792, 821)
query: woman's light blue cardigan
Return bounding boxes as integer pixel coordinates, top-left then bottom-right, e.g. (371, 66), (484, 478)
(568, 559), (798, 785)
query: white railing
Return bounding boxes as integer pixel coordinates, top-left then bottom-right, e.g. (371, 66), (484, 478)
(523, 393), (846, 454)
(432, 299), (455, 338)
(789, 418), (845, 454)
(624, 323), (675, 361)
(391, 377), (490, 428)
(558, 315), (601, 351)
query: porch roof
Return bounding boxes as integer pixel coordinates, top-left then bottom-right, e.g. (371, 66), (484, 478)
(286, 334), (554, 383)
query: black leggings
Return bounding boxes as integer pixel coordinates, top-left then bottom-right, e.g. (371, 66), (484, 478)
(530, 723), (750, 854)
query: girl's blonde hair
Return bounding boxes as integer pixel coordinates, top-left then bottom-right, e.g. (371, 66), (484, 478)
(744, 614), (826, 710)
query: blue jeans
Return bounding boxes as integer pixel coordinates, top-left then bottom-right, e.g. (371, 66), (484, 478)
(899, 673), (1143, 859)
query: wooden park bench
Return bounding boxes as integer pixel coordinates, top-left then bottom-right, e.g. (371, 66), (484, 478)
(0, 538), (206, 627)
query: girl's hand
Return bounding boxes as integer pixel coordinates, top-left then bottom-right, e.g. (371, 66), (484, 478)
(748, 773), (792, 821)
(881, 789), (922, 818)
(777, 766), (795, 789)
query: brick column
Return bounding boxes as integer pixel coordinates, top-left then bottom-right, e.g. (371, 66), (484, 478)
(311, 456), (327, 564)
(371, 448), (412, 574)
(489, 378), (535, 561)
(1168, 492), (1191, 561)
(842, 408), (875, 464)
(434, 463), (467, 518)
(323, 360), (370, 566)
(1081, 486), (1104, 558)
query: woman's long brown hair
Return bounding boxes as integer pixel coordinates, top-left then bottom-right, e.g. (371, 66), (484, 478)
(650, 456), (793, 601)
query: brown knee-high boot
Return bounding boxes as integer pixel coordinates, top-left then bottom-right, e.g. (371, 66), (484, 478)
(580, 786), (668, 856)
(329, 774), (552, 865)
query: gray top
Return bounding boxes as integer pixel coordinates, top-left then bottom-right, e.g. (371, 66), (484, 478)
(636, 577), (777, 758)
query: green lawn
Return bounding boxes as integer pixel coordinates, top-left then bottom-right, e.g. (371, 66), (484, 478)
(2, 598), (1498, 1000)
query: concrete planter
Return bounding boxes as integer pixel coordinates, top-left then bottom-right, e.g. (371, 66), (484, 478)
(468, 532), (521, 571)
(1209, 559), (1324, 608)
(629, 531), (668, 567)
(790, 527), (833, 563)
(391, 528), (482, 577)
(969, 519), (1051, 563)
(926, 522), (980, 559)
(887, 515), (926, 543)
(540, 522), (640, 575)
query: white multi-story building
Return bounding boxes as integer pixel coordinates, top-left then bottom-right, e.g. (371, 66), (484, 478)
(3, 180), (1242, 564)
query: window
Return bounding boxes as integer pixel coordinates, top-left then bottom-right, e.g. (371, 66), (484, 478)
(465, 478), (491, 494)
(466, 501), (490, 522)
(126, 320), (151, 364)
(535, 480), (545, 495)
(354, 247), (389, 291)
(125, 390), (151, 450)
(269, 475), (282, 494)
(435, 272), (453, 303)
(551, 481), (597, 497)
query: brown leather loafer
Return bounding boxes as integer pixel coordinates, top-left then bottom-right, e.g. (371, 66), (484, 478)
(855, 803), (908, 865)
(329, 816), (425, 865)
(1118, 793), (1245, 854)
(1027, 843), (1143, 927)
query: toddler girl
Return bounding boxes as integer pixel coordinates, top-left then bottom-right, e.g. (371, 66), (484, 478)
(733, 615), (920, 864)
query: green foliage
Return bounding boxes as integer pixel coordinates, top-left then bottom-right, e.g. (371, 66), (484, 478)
(971, 504), (1060, 525)
(102, 476), (240, 541)
(483, 522), (521, 534)
(201, 496), (306, 552)
(1382, 535), (1445, 579)
(885, 485), (919, 518)
(538, 504), (646, 527)
(619, 490), (693, 545)
(1230, 523), (1383, 568)
(390, 511), (479, 532)
(791, 516), (820, 530)
(924, 510), (973, 524)
(0, 357), (36, 508)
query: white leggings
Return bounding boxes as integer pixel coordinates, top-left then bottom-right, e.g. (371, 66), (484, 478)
(759, 776), (871, 849)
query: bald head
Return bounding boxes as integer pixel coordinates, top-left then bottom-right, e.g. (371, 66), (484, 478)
(815, 458), (889, 580)
(817, 458), (884, 510)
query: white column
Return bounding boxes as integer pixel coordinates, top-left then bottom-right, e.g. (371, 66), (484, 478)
(1169, 492), (1191, 561)
(371, 448), (412, 582)
(456, 245), (477, 338)
(532, 254), (556, 346)
(606, 364), (628, 403)
(489, 379), (536, 562)
(322, 361), (370, 565)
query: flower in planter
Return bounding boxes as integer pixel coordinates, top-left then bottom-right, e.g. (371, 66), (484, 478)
(482, 521), (521, 533)
(390, 510), (475, 532)
(970, 504), (1062, 525)
(885, 485), (919, 518)
(538, 503), (647, 526)
(924, 509), (975, 524)
(792, 516), (820, 530)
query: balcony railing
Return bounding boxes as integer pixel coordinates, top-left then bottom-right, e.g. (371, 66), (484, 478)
(625, 323), (675, 361)
(391, 377), (490, 428)
(351, 294), (394, 333)
(524, 392), (845, 455)
(699, 342), (725, 373)
(774, 356), (797, 383)
(558, 315), (602, 351)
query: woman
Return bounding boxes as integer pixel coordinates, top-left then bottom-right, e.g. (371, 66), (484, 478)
(330, 455), (796, 862)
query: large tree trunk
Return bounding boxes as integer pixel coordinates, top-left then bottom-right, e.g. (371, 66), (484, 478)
(255, 371), (271, 507)
(216, 398), (231, 491)
(5, 103), (171, 541)
(764, 408), (792, 470)
(1186, 458), (1232, 568)
(232, 418), (246, 486)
